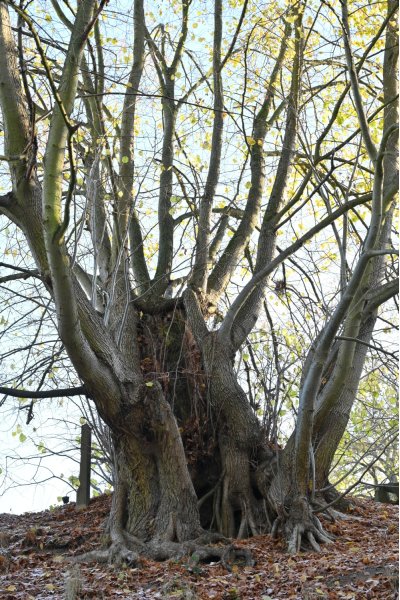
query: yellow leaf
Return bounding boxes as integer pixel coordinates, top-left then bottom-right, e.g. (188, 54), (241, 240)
(6, 585), (16, 592)
(246, 136), (256, 146)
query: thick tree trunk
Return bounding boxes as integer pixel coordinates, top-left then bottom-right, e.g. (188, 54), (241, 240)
(133, 311), (273, 538)
(113, 308), (279, 542)
(75, 370), (233, 565)
(109, 385), (202, 544)
(313, 316), (375, 493)
(200, 333), (270, 538)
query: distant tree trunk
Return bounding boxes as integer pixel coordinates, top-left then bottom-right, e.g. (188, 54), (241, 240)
(76, 423), (92, 508)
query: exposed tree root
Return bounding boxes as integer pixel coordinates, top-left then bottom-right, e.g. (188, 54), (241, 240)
(71, 530), (254, 570)
(208, 466), (271, 539)
(75, 471), (254, 569)
(272, 496), (334, 555)
(311, 499), (360, 523)
(72, 541), (139, 566)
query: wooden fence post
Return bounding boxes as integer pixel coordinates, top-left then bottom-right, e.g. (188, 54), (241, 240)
(76, 423), (91, 508)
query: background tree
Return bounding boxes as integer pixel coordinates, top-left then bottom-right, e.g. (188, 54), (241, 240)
(0, 0), (397, 561)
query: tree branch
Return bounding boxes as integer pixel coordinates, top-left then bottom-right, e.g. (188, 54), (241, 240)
(334, 336), (398, 359)
(119, 0), (149, 294)
(0, 2), (31, 165)
(0, 192), (13, 209)
(365, 277), (399, 313)
(340, 0), (377, 162)
(207, 17), (293, 301)
(218, 196), (372, 344)
(229, 7), (304, 349)
(0, 386), (87, 399)
(190, 0), (224, 292)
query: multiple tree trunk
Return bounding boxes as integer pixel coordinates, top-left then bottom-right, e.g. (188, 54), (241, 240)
(0, 0), (398, 561)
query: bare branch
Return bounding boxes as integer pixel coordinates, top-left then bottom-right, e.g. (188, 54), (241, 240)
(0, 386), (87, 399)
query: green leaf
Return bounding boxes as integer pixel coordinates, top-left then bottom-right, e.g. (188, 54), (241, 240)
(68, 475), (80, 488)
(37, 441), (46, 454)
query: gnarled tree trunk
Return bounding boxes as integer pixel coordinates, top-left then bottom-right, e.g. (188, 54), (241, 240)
(0, 0), (397, 564)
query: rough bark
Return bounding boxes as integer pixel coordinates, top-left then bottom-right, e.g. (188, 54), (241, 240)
(111, 383), (202, 543)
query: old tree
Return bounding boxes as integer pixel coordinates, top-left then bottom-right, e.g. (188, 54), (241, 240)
(0, 0), (398, 561)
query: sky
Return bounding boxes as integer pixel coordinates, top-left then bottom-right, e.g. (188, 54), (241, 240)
(0, 396), (83, 514)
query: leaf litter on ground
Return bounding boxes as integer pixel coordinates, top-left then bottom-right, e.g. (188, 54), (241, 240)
(0, 495), (397, 599)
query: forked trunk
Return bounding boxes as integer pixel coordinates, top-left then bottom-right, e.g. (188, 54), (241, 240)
(134, 312), (274, 539)
(83, 358), (254, 567)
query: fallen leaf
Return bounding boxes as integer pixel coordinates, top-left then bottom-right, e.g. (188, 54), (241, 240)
(53, 555), (64, 562)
